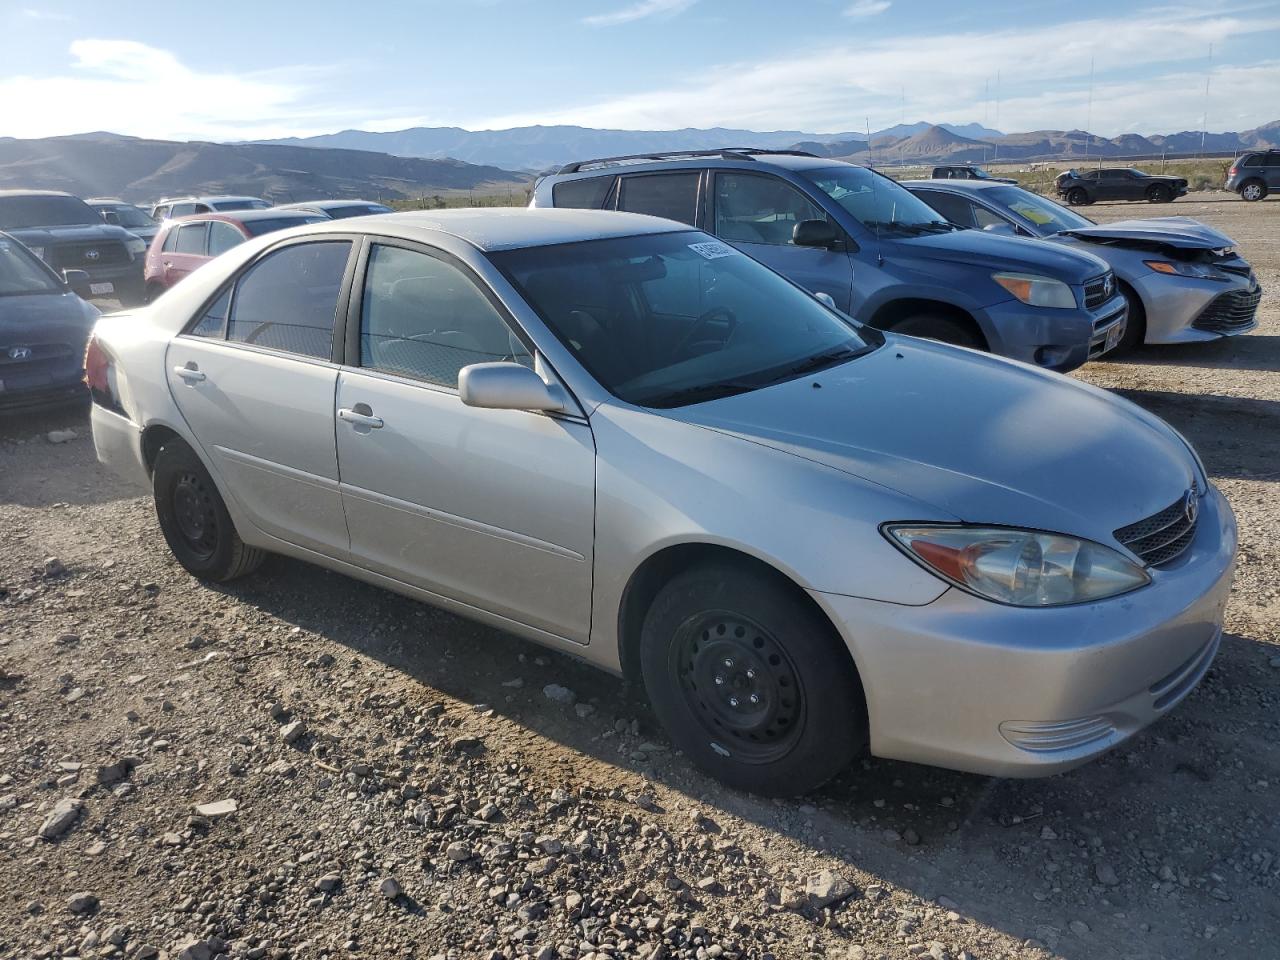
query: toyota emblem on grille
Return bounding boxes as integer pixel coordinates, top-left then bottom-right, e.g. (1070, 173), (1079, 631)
(84, 248), (100, 261)
(1183, 489), (1199, 525)
(7, 346), (33, 360)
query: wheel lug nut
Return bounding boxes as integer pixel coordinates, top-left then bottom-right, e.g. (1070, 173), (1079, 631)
(749, 694), (760, 704)
(723, 658), (734, 668)
(728, 697), (739, 707)
(745, 669), (756, 679)
(714, 675), (725, 685)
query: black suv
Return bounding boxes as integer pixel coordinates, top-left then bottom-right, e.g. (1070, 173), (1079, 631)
(1225, 151), (1279, 201)
(0, 191), (147, 305)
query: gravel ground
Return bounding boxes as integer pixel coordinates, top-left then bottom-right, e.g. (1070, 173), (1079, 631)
(0, 195), (1277, 960)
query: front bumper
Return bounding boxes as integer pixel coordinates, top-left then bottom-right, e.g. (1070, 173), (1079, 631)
(812, 484), (1237, 777)
(1132, 270), (1262, 343)
(979, 291), (1127, 373)
(77, 262), (144, 304)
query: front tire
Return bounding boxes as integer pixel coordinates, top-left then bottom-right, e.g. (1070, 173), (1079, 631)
(639, 563), (866, 796)
(1067, 187), (1089, 206)
(892, 313), (985, 350)
(1147, 184), (1171, 203)
(1240, 179), (1267, 202)
(153, 440), (264, 581)
(1112, 284), (1146, 354)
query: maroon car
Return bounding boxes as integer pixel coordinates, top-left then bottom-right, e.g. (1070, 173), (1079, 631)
(144, 209), (326, 300)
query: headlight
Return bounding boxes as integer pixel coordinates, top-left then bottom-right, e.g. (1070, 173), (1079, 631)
(884, 525), (1151, 606)
(992, 272), (1076, 308)
(124, 237), (147, 256)
(1144, 259), (1219, 279)
(28, 245), (46, 261)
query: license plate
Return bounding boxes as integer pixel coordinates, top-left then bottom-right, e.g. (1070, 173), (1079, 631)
(89, 282), (114, 295)
(1105, 322), (1124, 352)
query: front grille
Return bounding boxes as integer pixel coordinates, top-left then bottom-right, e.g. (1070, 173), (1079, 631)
(0, 341), (78, 378)
(49, 240), (130, 269)
(1192, 287), (1262, 334)
(1088, 305), (1127, 358)
(1083, 272), (1115, 310)
(1115, 483), (1199, 567)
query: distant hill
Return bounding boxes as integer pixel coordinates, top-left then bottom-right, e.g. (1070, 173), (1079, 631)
(871, 121), (1004, 141)
(0, 133), (530, 203)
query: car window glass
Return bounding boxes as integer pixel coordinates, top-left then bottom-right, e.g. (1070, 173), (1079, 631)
(915, 191), (974, 227)
(714, 174), (828, 246)
(617, 173), (699, 225)
(0, 237), (59, 294)
(174, 222), (208, 255)
(161, 229), (180, 253)
(189, 288), (231, 338)
(227, 241), (351, 359)
(971, 205), (1007, 229)
(207, 221), (244, 257)
(171, 203), (197, 217)
(553, 176), (616, 210)
(1242, 155), (1262, 167)
(359, 244), (531, 387)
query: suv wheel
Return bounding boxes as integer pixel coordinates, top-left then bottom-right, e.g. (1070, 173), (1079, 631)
(892, 313), (984, 350)
(639, 563), (866, 796)
(153, 439), (265, 582)
(1067, 187), (1089, 205)
(1240, 179), (1267, 202)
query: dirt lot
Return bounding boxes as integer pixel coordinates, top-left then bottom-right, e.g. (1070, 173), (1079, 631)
(1, 195), (1277, 960)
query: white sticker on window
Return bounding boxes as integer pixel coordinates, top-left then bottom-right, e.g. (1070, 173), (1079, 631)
(688, 241), (736, 260)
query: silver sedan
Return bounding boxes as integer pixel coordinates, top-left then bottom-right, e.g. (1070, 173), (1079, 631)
(88, 208), (1236, 795)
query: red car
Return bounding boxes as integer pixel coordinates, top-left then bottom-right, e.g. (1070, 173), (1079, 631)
(144, 209), (326, 301)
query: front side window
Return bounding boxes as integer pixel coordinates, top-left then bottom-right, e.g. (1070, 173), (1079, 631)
(971, 205), (1007, 230)
(914, 191), (974, 228)
(227, 241), (351, 359)
(207, 221), (245, 257)
(0, 237), (60, 295)
(986, 186), (1092, 233)
(359, 244), (530, 387)
(553, 176), (616, 210)
(714, 174), (827, 246)
(617, 173), (699, 225)
(174, 222), (208, 255)
(492, 230), (877, 408)
(802, 166), (952, 238)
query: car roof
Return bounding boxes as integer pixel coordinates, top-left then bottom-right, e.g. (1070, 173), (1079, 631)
(278, 199), (386, 209)
(0, 189), (78, 198)
(282, 207), (688, 252)
(170, 209), (319, 225)
(157, 195), (266, 203)
(901, 178), (1009, 192)
(553, 152), (849, 178)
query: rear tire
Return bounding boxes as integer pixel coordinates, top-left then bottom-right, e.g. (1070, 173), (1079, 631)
(144, 282), (165, 305)
(892, 313), (985, 350)
(1067, 187), (1089, 206)
(152, 440), (264, 582)
(1147, 184), (1171, 203)
(639, 562), (866, 796)
(1240, 179), (1267, 202)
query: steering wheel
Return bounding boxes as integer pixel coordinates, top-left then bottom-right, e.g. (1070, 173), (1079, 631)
(671, 307), (738, 359)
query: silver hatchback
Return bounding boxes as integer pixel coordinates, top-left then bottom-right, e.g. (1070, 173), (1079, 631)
(89, 209), (1236, 795)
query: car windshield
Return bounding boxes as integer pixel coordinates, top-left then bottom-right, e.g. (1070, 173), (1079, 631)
(491, 230), (878, 409)
(241, 215), (327, 237)
(0, 237), (60, 296)
(0, 195), (99, 229)
(98, 204), (155, 228)
(801, 166), (954, 237)
(986, 186), (1093, 234)
(325, 203), (393, 219)
(211, 199), (271, 211)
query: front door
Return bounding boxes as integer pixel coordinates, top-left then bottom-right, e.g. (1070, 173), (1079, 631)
(710, 172), (855, 312)
(162, 221), (209, 288)
(334, 241), (596, 642)
(166, 238), (355, 556)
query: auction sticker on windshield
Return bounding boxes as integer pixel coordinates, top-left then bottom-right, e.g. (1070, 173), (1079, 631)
(688, 241), (736, 260)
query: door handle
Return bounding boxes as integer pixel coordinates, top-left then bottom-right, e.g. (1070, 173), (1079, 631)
(173, 365), (206, 382)
(338, 407), (384, 429)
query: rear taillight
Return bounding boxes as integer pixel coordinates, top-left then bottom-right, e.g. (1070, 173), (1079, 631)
(84, 334), (124, 415)
(1229, 166), (1238, 175)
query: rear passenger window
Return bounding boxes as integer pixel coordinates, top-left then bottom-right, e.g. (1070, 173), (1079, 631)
(227, 241), (351, 359)
(170, 202), (197, 217)
(161, 229), (180, 253)
(553, 176), (616, 209)
(189, 289), (231, 338)
(359, 244), (531, 387)
(175, 222), (207, 255)
(915, 191), (974, 227)
(617, 173), (699, 225)
(207, 221), (244, 257)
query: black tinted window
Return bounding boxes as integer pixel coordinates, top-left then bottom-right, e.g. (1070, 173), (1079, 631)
(228, 241), (351, 359)
(360, 244), (530, 387)
(915, 191), (974, 227)
(242, 216), (326, 237)
(175, 222), (207, 255)
(617, 173), (699, 225)
(553, 176), (616, 210)
(0, 195), (99, 229)
(190, 289), (231, 338)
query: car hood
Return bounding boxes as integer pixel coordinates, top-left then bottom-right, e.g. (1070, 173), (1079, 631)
(888, 228), (1109, 282)
(4, 224), (138, 246)
(666, 337), (1196, 545)
(0, 290), (99, 342)
(1060, 217), (1235, 251)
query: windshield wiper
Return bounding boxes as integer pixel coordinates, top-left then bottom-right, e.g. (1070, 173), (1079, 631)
(643, 379), (763, 408)
(782, 346), (863, 377)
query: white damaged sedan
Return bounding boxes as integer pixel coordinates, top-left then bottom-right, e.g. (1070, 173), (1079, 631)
(89, 209), (1236, 795)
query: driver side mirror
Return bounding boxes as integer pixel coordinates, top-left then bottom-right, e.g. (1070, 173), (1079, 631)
(459, 362), (566, 414)
(62, 269), (92, 298)
(793, 219), (842, 249)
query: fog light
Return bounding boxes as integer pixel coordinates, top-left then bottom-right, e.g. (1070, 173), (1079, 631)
(1033, 345), (1071, 367)
(999, 716), (1116, 752)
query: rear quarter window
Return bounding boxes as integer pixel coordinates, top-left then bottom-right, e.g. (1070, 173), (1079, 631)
(552, 176), (616, 209)
(617, 173), (700, 225)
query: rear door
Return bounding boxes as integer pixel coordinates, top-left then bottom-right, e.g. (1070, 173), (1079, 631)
(166, 238), (356, 556)
(1267, 152), (1280, 190)
(162, 221), (209, 287)
(614, 171), (701, 225)
(710, 171), (855, 311)
(333, 240), (596, 642)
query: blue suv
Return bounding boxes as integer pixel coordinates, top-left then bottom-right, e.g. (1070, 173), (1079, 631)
(532, 150), (1127, 372)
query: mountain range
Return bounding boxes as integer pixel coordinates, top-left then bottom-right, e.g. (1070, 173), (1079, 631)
(0, 133), (530, 204)
(256, 120), (1278, 170)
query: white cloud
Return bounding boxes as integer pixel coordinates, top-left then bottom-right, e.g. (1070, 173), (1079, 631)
(22, 8), (72, 20)
(481, 7), (1279, 136)
(583, 0), (697, 28)
(844, 0), (890, 18)
(0, 39), (358, 141)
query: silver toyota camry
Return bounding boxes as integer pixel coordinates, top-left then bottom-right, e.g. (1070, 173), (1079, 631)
(89, 208), (1237, 795)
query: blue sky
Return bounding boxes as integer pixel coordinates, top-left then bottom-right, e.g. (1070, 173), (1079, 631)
(2, 0), (1278, 141)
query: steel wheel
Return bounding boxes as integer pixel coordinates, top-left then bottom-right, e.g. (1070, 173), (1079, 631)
(172, 470), (219, 560)
(1241, 181), (1265, 202)
(671, 610), (806, 764)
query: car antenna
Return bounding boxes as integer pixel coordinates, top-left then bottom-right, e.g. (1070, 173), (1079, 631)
(866, 116), (883, 267)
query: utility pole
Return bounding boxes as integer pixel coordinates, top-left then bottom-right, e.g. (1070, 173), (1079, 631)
(1085, 55), (1094, 164)
(1200, 43), (1213, 156)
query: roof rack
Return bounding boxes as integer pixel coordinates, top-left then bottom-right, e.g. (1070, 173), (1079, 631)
(556, 147), (818, 175)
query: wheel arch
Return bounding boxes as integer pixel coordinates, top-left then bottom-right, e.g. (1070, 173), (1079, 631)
(866, 297), (990, 349)
(140, 422), (185, 475)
